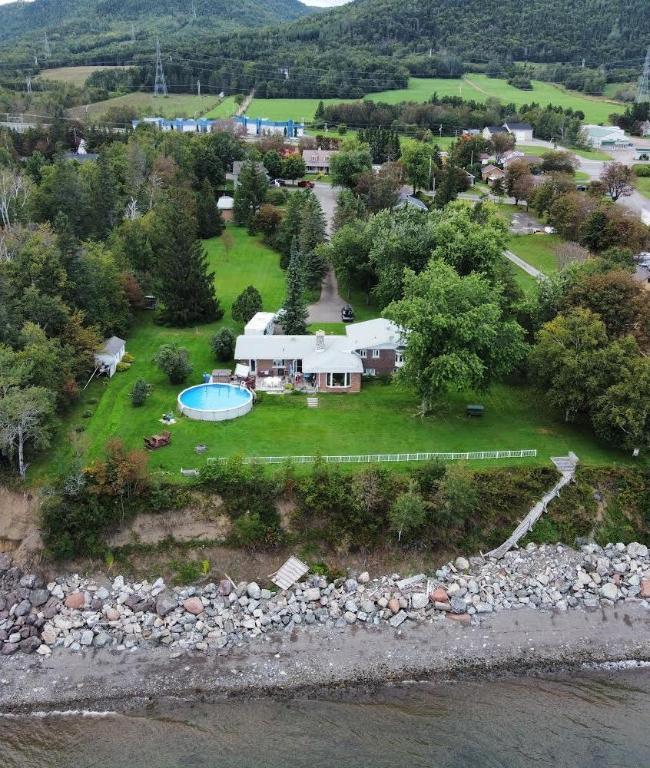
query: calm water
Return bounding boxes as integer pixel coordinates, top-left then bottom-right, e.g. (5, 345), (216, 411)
(1, 669), (649, 767)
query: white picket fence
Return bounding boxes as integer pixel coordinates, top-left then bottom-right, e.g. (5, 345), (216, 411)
(206, 449), (537, 466)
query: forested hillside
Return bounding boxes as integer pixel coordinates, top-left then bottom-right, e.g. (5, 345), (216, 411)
(0, 0), (313, 56)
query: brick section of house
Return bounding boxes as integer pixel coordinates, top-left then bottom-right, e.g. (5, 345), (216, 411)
(316, 372), (361, 393)
(360, 349), (397, 375)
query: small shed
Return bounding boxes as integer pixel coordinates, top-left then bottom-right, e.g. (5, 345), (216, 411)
(94, 336), (126, 378)
(217, 195), (234, 221)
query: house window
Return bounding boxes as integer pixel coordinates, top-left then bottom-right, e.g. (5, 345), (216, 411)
(359, 349), (367, 358)
(326, 372), (351, 388)
(365, 368), (376, 377)
(395, 351), (404, 365)
(272, 359), (285, 368)
(372, 349), (381, 359)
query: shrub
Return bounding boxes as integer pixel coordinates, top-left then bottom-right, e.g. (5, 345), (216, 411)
(265, 188), (288, 205)
(116, 361), (131, 372)
(131, 378), (151, 407)
(82, 410), (93, 418)
(211, 328), (236, 361)
(231, 285), (263, 324)
(633, 164), (650, 177)
(229, 512), (273, 548)
(389, 480), (428, 542)
(171, 560), (202, 585)
(122, 352), (135, 363)
(153, 344), (192, 384)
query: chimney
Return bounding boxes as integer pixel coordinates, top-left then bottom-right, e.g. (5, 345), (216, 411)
(315, 330), (326, 352)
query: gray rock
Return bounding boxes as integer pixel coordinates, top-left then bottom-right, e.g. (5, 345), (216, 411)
(450, 596), (467, 614)
(302, 587), (321, 602)
(344, 578), (358, 593)
(20, 574), (37, 589)
(93, 631), (111, 648)
(627, 542), (648, 559)
(247, 582), (261, 600)
(1, 642), (19, 655)
(14, 599), (32, 617)
(95, 587), (110, 600)
(599, 582), (619, 601)
(0, 553), (12, 572)
(19, 637), (41, 654)
(155, 590), (177, 617)
(411, 593), (429, 610)
(80, 629), (94, 646)
(389, 611), (407, 627)
(454, 556), (470, 571)
(30, 589), (50, 607)
(343, 611), (357, 624)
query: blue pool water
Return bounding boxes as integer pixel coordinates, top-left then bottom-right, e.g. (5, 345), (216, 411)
(178, 383), (252, 412)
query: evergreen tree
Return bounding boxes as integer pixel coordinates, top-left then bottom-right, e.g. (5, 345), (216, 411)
(281, 238), (308, 335)
(275, 191), (306, 266)
(232, 285), (263, 323)
(196, 178), (224, 239)
(233, 158), (268, 229)
(333, 188), (367, 230)
(263, 150), (283, 180)
(156, 191), (223, 326)
(314, 100), (325, 123)
(299, 193), (328, 290)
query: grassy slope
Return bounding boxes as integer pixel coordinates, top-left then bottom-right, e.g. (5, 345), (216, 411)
(244, 76), (622, 134)
(67, 93), (224, 121)
(634, 175), (650, 199)
(201, 97), (238, 118)
(37, 66), (129, 86)
(30, 227), (633, 483)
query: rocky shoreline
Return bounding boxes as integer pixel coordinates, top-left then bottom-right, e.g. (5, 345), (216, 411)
(1, 542), (649, 658)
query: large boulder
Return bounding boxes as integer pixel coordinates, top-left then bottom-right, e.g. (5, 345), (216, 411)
(155, 590), (177, 617)
(30, 589), (50, 607)
(64, 592), (86, 610)
(183, 597), (204, 616)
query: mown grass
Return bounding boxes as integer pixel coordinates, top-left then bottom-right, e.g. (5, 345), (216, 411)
(38, 66), (130, 86)
(634, 174), (650, 200)
(201, 97), (238, 118)
(67, 92), (224, 121)
(507, 233), (564, 274)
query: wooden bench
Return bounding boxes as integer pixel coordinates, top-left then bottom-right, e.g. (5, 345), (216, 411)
(466, 404), (485, 417)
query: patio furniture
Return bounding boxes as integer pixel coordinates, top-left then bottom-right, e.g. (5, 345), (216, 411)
(466, 404), (485, 417)
(180, 468), (200, 477)
(195, 444), (207, 454)
(144, 430), (171, 450)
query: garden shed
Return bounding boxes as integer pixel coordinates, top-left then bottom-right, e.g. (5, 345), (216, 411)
(94, 336), (126, 378)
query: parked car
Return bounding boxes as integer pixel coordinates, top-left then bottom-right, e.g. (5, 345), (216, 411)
(298, 180), (314, 189)
(341, 305), (354, 323)
(576, 184), (587, 192)
(272, 178), (286, 187)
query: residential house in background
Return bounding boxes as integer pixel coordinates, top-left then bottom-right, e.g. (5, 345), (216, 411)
(482, 125), (509, 140)
(234, 319), (404, 393)
(481, 164), (505, 185)
(94, 336), (126, 378)
(302, 148), (335, 173)
(503, 122), (534, 142)
(230, 161), (269, 188)
(216, 194), (234, 221)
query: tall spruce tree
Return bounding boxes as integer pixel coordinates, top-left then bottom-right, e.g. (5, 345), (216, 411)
(275, 190), (305, 266)
(196, 178), (224, 239)
(233, 157), (268, 229)
(156, 191), (223, 326)
(282, 237), (308, 335)
(299, 193), (328, 290)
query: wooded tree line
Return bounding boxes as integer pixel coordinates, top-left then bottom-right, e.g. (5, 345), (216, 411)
(0, 123), (243, 476)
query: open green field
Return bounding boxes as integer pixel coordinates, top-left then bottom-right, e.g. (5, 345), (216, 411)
(518, 143), (612, 161)
(37, 66), (130, 86)
(30, 227), (632, 483)
(508, 233), (564, 274)
(201, 97), (238, 119)
(634, 174), (650, 200)
(244, 76), (622, 134)
(67, 92), (224, 122)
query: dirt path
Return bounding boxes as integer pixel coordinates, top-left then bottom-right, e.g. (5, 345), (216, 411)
(236, 88), (255, 117)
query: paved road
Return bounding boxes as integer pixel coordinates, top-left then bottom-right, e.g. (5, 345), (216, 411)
(307, 180), (348, 322)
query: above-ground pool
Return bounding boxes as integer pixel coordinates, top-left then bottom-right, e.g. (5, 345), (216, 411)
(177, 383), (253, 422)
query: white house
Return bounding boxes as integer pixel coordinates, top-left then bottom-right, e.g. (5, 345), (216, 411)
(503, 122), (534, 142)
(216, 194), (234, 221)
(302, 148), (335, 173)
(94, 336), (126, 378)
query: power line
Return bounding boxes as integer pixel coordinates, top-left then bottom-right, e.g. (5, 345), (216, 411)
(153, 38), (167, 97)
(636, 46), (650, 103)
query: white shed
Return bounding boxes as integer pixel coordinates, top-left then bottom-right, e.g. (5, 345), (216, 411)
(217, 195), (234, 221)
(94, 336), (126, 378)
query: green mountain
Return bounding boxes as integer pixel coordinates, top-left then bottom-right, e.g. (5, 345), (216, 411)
(0, 0), (313, 54)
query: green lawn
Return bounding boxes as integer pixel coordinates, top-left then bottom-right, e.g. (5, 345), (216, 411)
(67, 93), (225, 121)
(201, 97), (238, 119)
(634, 175), (650, 200)
(38, 66), (130, 86)
(245, 75), (622, 130)
(30, 226), (633, 483)
(508, 233), (564, 274)
(518, 144), (612, 162)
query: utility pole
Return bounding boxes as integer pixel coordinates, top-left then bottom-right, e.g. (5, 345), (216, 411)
(154, 38), (167, 97)
(43, 32), (51, 58)
(26, 76), (32, 94)
(581, 57), (586, 68)
(197, 79), (201, 96)
(636, 45), (650, 103)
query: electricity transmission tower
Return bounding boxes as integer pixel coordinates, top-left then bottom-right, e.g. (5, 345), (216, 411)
(636, 46), (650, 103)
(197, 79), (201, 96)
(43, 32), (51, 58)
(26, 76), (32, 94)
(153, 38), (167, 97)
(191, 0), (197, 21)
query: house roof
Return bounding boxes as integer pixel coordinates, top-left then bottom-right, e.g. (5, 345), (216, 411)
(217, 195), (234, 209)
(244, 312), (276, 334)
(303, 346), (364, 374)
(485, 126), (508, 134)
(395, 192), (428, 211)
(481, 164), (505, 178)
(97, 336), (125, 357)
(504, 122), (533, 130)
(344, 318), (403, 350)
